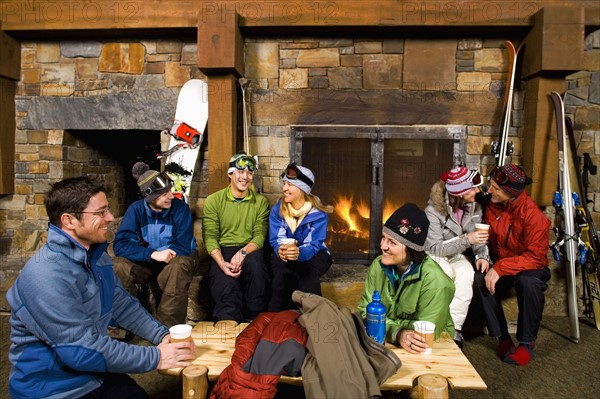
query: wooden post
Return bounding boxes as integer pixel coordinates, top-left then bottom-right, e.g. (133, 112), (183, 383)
(182, 365), (209, 399)
(417, 374), (449, 399)
(0, 26), (20, 194)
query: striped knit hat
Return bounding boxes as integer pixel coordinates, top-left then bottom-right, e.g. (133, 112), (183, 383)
(492, 164), (532, 197)
(441, 166), (482, 196)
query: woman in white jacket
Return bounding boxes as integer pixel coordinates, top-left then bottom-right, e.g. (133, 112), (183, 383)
(424, 166), (491, 347)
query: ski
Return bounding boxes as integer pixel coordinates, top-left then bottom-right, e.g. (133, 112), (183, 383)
(565, 117), (600, 330)
(491, 40), (523, 167)
(550, 91), (580, 343)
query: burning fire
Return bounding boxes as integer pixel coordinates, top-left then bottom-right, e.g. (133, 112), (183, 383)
(331, 195), (402, 238)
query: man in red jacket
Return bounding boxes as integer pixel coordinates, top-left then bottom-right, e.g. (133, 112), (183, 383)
(474, 164), (551, 366)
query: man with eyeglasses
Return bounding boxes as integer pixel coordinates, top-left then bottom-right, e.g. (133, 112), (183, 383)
(113, 162), (201, 327)
(6, 177), (196, 399)
(202, 152), (271, 322)
(474, 164), (551, 366)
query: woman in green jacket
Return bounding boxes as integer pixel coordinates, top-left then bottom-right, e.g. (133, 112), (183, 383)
(358, 203), (455, 353)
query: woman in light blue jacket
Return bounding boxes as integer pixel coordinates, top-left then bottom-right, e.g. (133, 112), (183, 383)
(268, 164), (333, 311)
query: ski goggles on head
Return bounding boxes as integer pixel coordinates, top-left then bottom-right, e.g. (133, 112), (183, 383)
(280, 164), (314, 189)
(490, 165), (530, 196)
(230, 156), (257, 172)
(490, 166), (510, 185)
(142, 171), (172, 196)
(468, 169), (483, 187)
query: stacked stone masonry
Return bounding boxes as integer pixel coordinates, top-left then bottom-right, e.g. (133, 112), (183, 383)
(1, 33), (599, 318)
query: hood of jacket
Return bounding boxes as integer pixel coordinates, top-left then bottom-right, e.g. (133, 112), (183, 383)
(428, 180), (450, 217)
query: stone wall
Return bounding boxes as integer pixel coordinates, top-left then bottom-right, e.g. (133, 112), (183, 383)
(1, 32), (599, 317)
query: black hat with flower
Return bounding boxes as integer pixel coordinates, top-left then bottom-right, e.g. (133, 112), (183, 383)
(382, 203), (430, 251)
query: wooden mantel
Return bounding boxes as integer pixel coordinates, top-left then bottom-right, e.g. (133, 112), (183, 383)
(1, 1), (599, 32)
(1, 0), (599, 195)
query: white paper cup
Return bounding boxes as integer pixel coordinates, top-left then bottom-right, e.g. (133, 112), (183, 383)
(281, 238), (296, 245)
(413, 321), (435, 354)
(169, 324), (192, 343)
(475, 223), (490, 233)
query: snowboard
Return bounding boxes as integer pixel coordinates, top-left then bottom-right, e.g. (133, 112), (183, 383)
(565, 117), (600, 331)
(550, 91), (580, 343)
(491, 40), (523, 167)
(160, 79), (208, 202)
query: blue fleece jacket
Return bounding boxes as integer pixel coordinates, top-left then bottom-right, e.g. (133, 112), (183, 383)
(269, 200), (330, 262)
(113, 198), (197, 262)
(7, 225), (169, 399)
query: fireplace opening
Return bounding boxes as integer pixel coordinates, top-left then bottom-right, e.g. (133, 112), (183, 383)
(67, 130), (162, 217)
(291, 125), (465, 264)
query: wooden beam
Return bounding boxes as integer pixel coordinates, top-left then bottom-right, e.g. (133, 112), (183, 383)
(521, 6), (585, 80)
(0, 25), (18, 195)
(197, 10), (244, 76)
(0, 29), (20, 80)
(0, 76), (16, 194)
(522, 78), (565, 206)
(1, 1), (598, 32)
(207, 74), (237, 194)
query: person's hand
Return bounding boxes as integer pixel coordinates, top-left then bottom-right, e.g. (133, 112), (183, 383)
(484, 267), (500, 294)
(283, 244), (299, 261)
(467, 231), (489, 245)
(398, 329), (428, 354)
(151, 249), (176, 263)
(278, 245), (288, 262)
(156, 339), (196, 370)
(230, 251), (245, 271)
(476, 258), (491, 273)
(221, 261), (241, 278)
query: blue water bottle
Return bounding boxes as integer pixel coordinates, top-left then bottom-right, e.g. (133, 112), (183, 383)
(366, 290), (386, 344)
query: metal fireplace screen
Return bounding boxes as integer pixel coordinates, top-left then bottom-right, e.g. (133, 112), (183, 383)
(290, 125), (465, 264)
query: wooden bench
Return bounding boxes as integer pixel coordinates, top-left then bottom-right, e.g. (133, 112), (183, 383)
(160, 320), (487, 398)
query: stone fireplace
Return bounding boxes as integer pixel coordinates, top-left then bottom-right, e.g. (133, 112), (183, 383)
(289, 124), (464, 263)
(1, 16), (599, 316)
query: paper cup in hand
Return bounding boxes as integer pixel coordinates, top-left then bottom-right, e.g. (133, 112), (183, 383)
(169, 324), (192, 343)
(413, 321), (435, 354)
(475, 223), (489, 233)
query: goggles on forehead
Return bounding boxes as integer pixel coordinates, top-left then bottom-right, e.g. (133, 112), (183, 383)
(143, 172), (172, 196)
(490, 166), (509, 185)
(468, 169), (483, 187)
(280, 164), (314, 188)
(230, 156), (257, 172)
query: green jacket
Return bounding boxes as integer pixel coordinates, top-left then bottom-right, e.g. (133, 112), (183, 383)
(202, 186), (269, 254)
(358, 255), (455, 343)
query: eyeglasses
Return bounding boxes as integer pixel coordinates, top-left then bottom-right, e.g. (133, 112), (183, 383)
(280, 164), (314, 188)
(143, 172), (172, 196)
(230, 156), (257, 172)
(70, 205), (112, 218)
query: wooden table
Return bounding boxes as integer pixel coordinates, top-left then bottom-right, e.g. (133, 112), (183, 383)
(160, 320), (487, 398)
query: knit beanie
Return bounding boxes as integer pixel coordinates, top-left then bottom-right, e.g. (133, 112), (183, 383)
(383, 203), (430, 251)
(132, 162), (172, 203)
(441, 166), (482, 196)
(492, 164), (532, 197)
(281, 165), (315, 195)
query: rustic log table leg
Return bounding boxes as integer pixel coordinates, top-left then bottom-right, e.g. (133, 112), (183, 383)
(182, 365), (209, 399)
(417, 374), (449, 399)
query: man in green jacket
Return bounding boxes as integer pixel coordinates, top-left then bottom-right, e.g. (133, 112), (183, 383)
(202, 153), (271, 322)
(359, 203), (455, 353)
